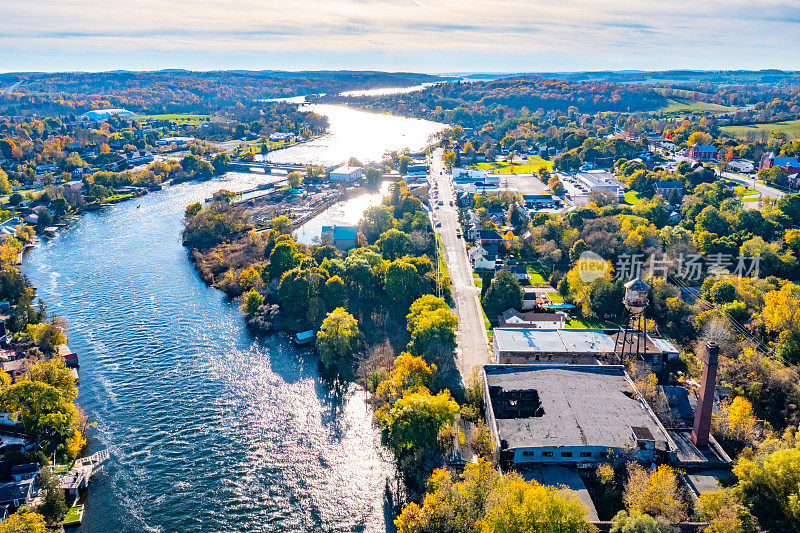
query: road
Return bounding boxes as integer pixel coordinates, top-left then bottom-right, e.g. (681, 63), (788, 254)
(427, 148), (490, 380)
(719, 170), (785, 199)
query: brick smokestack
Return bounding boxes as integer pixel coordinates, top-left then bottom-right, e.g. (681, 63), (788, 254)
(692, 341), (719, 447)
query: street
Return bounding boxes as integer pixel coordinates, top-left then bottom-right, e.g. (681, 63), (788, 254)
(427, 149), (490, 380)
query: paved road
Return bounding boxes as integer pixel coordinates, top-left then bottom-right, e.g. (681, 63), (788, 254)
(719, 170), (785, 199)
(427, 149), (490, 380)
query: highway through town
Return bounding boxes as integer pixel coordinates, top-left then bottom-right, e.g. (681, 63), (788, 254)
(427, 148), (491, 380)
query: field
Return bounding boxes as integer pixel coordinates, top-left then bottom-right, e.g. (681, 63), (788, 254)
(526, 266), (548, 286)
(474, 156), (553, 174)
(721, 119), (800, 140)
(657, 97), (733, 114)
(624, 191), (645, 205)
(134, 114), (211, 124)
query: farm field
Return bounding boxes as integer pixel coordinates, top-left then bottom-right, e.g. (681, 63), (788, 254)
(134, 114), (212, 124)
(657, 97), (733, 114)
(721, 119), (800, 140)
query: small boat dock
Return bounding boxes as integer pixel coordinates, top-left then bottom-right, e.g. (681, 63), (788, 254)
(58, 449), (110, 497)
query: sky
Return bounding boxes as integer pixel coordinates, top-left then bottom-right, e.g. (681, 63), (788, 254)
(1, 0), (799, 73)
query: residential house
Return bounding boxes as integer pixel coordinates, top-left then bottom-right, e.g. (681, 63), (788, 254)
(469, 244), (498, 271)
(505, 264), (529, 281)
(320, 225), (358, 251)
(479, 230), (503, 246)
(498, 309), (567, 329)
(10, 463), (38, 482)
(653, 181), (684, 198)
(0, 479), (35, 509)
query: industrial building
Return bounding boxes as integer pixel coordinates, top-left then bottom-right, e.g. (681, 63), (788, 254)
(491, 327), (679, 368)
(329, 165), (364, 181)
(575, 170), (626, 200)
(483, 365), (676, 468)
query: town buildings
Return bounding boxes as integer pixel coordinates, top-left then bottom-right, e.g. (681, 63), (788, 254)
(686, 145), (718, 162)
(320, 225), (358, 251)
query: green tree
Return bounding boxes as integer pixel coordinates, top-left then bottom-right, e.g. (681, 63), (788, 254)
(384, 260), (420, 307)
(243, 289), (264, 315)
(37, 467), (66, 522)
(376, 228), (414, 260)
(610, 510), (670, 533)
(4, 380), (75, 440)
(395, 459), (592, 533)
(408, 308), (458, 358)
(482, 269), (523, 319)
(381, 388), (458, 456)
(287, 171), (302, 189)
(359, 205), (394, 244)
(271, 215), (292, 235)
(323, 275), (348, 311)
(365, 167), (384, 189)
(733, 446), (800, 530)
(316, 308), (361, 369)
(268, 240), (299, 282)
(696, 488), (757, 533)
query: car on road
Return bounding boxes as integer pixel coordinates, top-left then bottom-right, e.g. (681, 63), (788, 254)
(438, 200), (444, 205)
(435, 222), (442, 228)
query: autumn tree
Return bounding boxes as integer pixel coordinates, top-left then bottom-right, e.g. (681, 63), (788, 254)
(286, 171), (302, 189)
(0, 509), (46, 533)
(408, 308), (458, 359)
(316, 307), (361, 370)
(623, 464), (687, 522)
(243, 289), (264, 315)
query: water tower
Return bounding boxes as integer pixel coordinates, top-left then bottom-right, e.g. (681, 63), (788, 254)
(615, 277), (650, 363)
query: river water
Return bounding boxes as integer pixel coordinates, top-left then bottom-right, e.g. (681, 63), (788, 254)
(22, 105), (446, 532)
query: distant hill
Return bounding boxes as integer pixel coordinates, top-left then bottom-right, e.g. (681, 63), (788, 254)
(0, 70), (449, 115)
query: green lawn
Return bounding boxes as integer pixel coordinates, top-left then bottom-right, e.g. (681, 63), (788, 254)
(734, 186), (759, 196)
(134, 114), (211, 124)
(656, 97), (733, 114)
(742, 197), (761, 203)
(721, 119), (800, 141)
(624, 191), (646, 205)
(474, 156), (553, 174)
(548, 292), (564, 304)
(526, 266), (548, 286)
(473, 272), (482, 288)
(63, 505), (83, 524)
(566, 317), (615, 329)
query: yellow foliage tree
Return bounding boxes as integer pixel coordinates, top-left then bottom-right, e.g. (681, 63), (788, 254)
(0, 509), (46, 533)
(624, 463), (688, 522)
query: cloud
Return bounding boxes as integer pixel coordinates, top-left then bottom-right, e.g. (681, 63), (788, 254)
(0, 0), (797, 71)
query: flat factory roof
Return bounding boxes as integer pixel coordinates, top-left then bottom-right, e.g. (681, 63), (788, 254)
(493, 328), (617, 354)
(485, 365), (670, 450)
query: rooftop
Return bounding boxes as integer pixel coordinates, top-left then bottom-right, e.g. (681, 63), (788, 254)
(493, 328), (616, 354)
(485, 365), (671, 450)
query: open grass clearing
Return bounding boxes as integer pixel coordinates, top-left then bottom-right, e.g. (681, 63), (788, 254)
(474, 156), (553, 174)
(624, 191), (646, 205)
(656, 97), (733, 114)
(721, 119), (800, 141)
(133, 113), (211, 124)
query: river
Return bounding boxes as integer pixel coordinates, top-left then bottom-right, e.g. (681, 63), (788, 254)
(22, 105), (446, 532)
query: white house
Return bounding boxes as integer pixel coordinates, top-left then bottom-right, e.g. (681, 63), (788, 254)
(329, 165), (364, 182)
